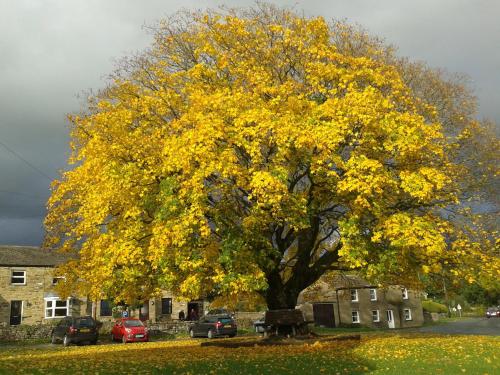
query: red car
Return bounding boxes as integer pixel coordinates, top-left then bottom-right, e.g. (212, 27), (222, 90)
(111, 318), (149, 343)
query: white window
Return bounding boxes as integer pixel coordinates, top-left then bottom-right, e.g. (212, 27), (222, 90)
(402, 288), (409, 299)
(372, 310), (380, 322)
(352, 310), (360, 323)
(369, 288), (377, 301)
(44, 297), (69, 318)
(11, 270), (26, 285)
(350, 289), (359, 302)
(404, 308), (412, 321)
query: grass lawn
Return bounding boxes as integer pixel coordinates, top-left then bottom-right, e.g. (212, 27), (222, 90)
(0, 334), (498, 374)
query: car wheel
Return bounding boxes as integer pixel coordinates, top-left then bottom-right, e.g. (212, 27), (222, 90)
(122, 335), (127, 344)
(228, 334), (236, 338)
(110, 333), (115, 342)
(63, 335), (70, 347)
(207, 329), (215, 339)
(189, 329), (195, 338)
(51, 334), (58, 344)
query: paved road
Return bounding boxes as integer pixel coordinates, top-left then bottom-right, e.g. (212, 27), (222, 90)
(418, 317), (500, 336)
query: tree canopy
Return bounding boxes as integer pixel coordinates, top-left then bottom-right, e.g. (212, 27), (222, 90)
(45, 4), (499, 308)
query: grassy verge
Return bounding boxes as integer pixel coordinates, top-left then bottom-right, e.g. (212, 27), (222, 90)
(0, 334), (497, 374)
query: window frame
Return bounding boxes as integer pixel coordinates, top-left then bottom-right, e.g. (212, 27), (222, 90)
(369, 288), (377, 301)
(44, 297), (69, 319)
(161, 297), (173, 315)
(11, 270), (26, 285)
(402, 288), (409, 300)
(351, 310), (360, 324)
(372, 310), (380, 322)
(404, 308), (412, 321)
(350, 289), (359, 302)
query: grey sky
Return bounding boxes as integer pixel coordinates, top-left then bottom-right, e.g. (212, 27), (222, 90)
(0, 0), (499, 246)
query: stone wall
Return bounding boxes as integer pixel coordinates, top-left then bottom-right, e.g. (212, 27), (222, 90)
(336, 287), (424, 328)
(0, 322), (57, 341)
(0, 266), (71, 325)
(234, 311), (264, 329)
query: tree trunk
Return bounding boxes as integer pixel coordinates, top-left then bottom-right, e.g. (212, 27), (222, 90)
(263, 270), (300, 309)
(261, 221), (342, 311)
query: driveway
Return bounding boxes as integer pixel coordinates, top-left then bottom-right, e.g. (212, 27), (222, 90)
(418, 317), (500, 336)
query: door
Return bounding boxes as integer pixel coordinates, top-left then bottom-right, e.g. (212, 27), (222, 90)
(54, 318), (69, 339)
(139, 302), (149, 321)
(194, 317), (206, 335)
(386, 310), (395, 329)
(313, 303), (336, 328)
(10, 300), (22, 325)
(112, 320), (121, 339)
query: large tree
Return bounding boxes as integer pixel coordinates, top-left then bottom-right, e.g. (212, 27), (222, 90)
(45, 5), (499, 309)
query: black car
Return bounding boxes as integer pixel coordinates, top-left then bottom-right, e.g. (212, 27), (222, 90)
(51, 316), (99, 346)
(189, 315), (237, 339)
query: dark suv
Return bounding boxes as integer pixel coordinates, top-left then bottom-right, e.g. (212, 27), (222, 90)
(189, 315), (237, 339)
(51, 316), (99, 346)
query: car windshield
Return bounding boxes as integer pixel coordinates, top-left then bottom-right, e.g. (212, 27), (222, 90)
(219, 318), (233, 324)
(76, 317), (95, 328)
(124, 320), (144, 327)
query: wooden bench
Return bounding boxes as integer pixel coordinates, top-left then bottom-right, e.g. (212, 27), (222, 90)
(264, 309), (311, 337)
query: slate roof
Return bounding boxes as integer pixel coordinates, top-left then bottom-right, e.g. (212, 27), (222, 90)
(298, 274), (375, 304)
(331, 274), (375, 290)
(0, 245), (72, 267)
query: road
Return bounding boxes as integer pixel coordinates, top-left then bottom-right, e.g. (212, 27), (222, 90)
(418, 317), (500, 336)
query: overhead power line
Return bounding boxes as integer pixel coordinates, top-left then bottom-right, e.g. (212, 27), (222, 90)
(0, 189), (47, 200)
(0, 139), (54, 181)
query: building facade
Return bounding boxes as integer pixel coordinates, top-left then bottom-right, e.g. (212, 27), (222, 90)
(298, 275), (424, 329)
(0, 246), (204, 326)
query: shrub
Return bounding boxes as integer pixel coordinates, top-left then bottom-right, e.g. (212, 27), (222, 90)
(422, 300), (448, 313)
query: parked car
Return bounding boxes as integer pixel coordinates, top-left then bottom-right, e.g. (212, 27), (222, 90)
(51, 316), (99, 346)
(189, 315), (237, 339)
(111, 318), (149, 343)
(253, 318), (267, 333)
(486, 307), (500, 318)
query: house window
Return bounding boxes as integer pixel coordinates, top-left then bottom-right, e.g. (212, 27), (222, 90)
(45, 298), (69, 318)
(404, 308), (412, 321)
(372, 310), (380, 322)
(352, 310), (360, 323)
(369, 288), (377, 301)
(161, 298), (172, 314)
(100, 300), (112, 316)
(11, 270), (26, 285)
(402, 288), (409, 300)
(350, 289), (359, 302)
(52, 277), (65, 286)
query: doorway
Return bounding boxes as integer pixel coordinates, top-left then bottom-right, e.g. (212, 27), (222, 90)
(313, 303), (336, 327)
(187, 302), (201, 321)
(10, 300), (22, 326)
(386, 310), (395, 329)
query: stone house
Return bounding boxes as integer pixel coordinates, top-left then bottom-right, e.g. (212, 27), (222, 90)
(298, 274), (424, 329)
(0, 245), (204, 326)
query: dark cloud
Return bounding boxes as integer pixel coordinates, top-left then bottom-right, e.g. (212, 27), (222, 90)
(1, 0), (498, 245)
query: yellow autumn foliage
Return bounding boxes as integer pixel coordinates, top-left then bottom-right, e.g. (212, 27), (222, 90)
(44, 5), (498, 306)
